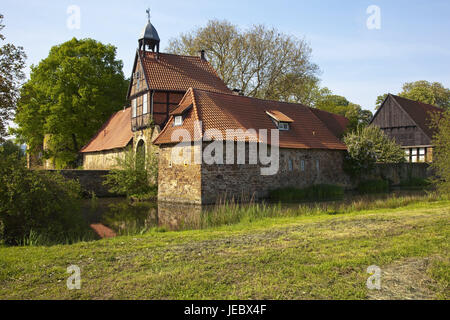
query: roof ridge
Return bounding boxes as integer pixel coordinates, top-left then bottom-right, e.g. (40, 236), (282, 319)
(190, 88), (348, 120)
(140, 50), (204, 61)
(390, 94), (444, 111)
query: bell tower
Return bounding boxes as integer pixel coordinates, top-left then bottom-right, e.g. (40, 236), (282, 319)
(138, 8), (160, 54)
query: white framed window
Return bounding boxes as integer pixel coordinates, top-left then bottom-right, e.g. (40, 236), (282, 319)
(143, 93), (148, 114)
(288, 159), (293, 171)
(411, 148), (418, 163)
(316, 159), (320, 171)
(132, 99), (137, 118)
(300, 160), (305, 171)
(174, 115), (183, 126)
(419, 148), (426, 162)
(404, 149), (410, 162)
(278, 122), (289, 131)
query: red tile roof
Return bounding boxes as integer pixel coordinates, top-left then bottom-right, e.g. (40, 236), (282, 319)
(139, 51), (232, 94)
(153, 88), (348, 150)
(310, 108), (349, 138)
(390, 94), (444, 139)
(80, 107), (133, 153)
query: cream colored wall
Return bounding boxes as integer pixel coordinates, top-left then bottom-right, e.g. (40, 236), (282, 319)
(82, 148), (127, 170)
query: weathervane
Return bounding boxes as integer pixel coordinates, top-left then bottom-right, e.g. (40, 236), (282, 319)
(146, 8), (151, 22)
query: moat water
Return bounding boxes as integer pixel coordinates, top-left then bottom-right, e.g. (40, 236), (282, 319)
(81, 189), (427, 237)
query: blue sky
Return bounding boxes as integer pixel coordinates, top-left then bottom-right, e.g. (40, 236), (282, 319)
(2, 0), (450, 113)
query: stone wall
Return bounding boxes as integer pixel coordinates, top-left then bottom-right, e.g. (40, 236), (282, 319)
(158, 144), (202, 204)
(201, 146), (350, 204)
(46, 170), (116, 197)
(363, 163), (432, 185)
(157, 141), (350, 204)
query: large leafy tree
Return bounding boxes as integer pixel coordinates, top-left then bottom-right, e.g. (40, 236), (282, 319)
(313, 89), (373, 132)
(0, 14), (26, 143)
(167, 20), (320, 103)
(13, 38), (129, 168)
(375, 81), (450, 110)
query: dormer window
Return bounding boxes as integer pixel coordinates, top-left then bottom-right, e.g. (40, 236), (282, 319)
(266, 110), (293, 131)
(278, 122), (290, 131)
(174, 115), (183, 126)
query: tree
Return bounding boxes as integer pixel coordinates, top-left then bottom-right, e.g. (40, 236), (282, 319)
(375, 81), (450, 110)
(313, 90), (373, 132)
(375, 93), (388, 110)
(0, 154), (85, 245)
(430, 110), (450, 194)
(13, 38), (129, 168)
(400, 81), (450, 109)
(343, 126), (405, 176)
(103, 146), (158, 198)
(0, 14), (26, 143)
(0, 140), (24, 159)
(167, 20), (320, 103)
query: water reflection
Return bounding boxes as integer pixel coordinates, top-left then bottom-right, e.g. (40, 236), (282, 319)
(81, 189), (427, 237)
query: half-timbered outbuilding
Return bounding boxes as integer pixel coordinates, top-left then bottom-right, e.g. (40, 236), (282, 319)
(370, 94), (444, 162)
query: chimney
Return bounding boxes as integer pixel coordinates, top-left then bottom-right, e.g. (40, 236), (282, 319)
(232, 88), (244, 96)
(199, 50), (206, 61)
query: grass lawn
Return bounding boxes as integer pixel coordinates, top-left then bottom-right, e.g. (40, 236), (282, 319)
(0, 200), (449, 300)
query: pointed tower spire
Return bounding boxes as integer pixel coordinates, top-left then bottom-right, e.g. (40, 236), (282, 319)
(139, 8), (160, 54)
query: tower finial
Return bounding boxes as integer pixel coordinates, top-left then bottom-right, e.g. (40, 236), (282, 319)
(146, 8), (151, 22)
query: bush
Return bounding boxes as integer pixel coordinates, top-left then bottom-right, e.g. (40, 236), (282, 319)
(103, 146), (158, 198)
(0, 155), (90, 245)
(343, 126), (405, 176)
(357, 179), (389, 194)
(269, 184), (344, 202)
(430, 110), (450, 195)
(399, 177), (431, 188)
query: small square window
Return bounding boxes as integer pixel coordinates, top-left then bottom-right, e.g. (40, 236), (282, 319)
(278, 122), (289, 130)
(174, 116), (183, 126)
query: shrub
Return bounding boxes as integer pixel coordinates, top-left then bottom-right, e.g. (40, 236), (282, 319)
(103, 146), (158, 198)
(399, 177), (431, 188)
(0, 155), (90, 245)
(430, 110), (450, 195)
(357, 179), (389, 194)
(268, 184), (344, 202)
(343, 126), (405, 176)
